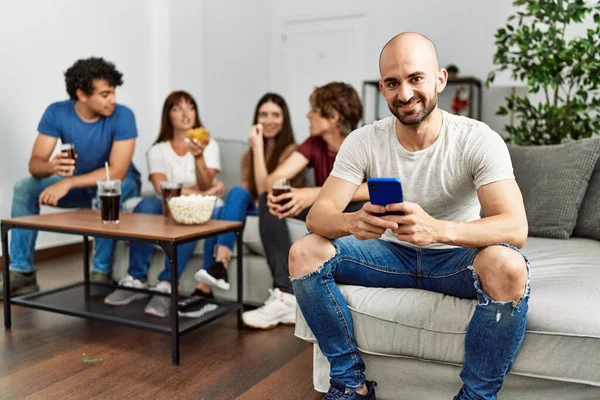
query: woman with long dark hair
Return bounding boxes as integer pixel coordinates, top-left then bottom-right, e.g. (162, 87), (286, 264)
(105, 90), (224, 316)
(193, 93), (304, 297)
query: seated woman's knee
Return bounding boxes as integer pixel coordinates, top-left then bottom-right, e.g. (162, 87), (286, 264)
(475, 245), (528, 302)
(133, 197), (162, 214)
(227, 185), (251, 200)
(289, 234), (335, 278)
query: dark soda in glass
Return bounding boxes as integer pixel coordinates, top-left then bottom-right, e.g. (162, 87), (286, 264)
(100, 194), (120, 223)
(160, 182), (183, 218)
(272, 185), (291, 206)
(97, 180), (121, 224)
(60, 143), (76, 174)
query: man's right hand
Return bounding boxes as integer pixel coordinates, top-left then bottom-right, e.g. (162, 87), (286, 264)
(49, 152), (76, 176)
(344, 202), (399, 240)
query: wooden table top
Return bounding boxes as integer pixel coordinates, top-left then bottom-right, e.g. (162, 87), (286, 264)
(1, 209), (243, 242)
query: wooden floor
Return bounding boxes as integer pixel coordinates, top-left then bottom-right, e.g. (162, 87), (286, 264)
(0, 254), (323, 400)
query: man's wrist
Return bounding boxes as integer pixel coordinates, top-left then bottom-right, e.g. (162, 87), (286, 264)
(343, 212), (355, 236)
(438, 220), (455, 245)
(61, 177), (74, 190)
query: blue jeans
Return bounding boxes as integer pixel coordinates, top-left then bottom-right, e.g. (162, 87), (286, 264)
(202, 185), (256, 269)
(292, 236), (530, 400)
(127, 196), (199, 282)
(10, 169), (141, 274)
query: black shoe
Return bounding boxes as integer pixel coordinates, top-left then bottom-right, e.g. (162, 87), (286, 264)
(324, 379), (377, 400)
(178, 289), (213, 311)
(194, 261), (230, 290)
(190, 288), (214, 299)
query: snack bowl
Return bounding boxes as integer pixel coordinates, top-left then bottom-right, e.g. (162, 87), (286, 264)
(167, 194), (217, 225)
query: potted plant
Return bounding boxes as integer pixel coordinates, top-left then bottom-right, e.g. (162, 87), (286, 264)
(446, 64), (459, 80)
(486, 0), (600, 145)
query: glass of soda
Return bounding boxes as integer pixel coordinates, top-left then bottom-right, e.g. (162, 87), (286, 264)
(60, 143), (76, 174)
(160, 181), (183, 218)
(97, 180), (121, 224)
(272, 178), (291, 206)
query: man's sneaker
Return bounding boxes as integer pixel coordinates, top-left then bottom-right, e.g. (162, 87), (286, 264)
(0, 270), (40, 300)
(144, 281), (171, 318)
(195, 261), (230, 290)
(90, 271), (113, 283)
(242, 288), (297, 329)
(104, 275), (148, 306)
(324, 378), (377, 400)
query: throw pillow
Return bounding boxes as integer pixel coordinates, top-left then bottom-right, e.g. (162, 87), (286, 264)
(508, 138), (600, 239)
(573, 156), (600, 240)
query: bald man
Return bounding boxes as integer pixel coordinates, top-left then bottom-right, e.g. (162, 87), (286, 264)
(289, 32), (529, 400)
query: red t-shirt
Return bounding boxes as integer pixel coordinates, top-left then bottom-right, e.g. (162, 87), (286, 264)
(296, 136), (338, 187)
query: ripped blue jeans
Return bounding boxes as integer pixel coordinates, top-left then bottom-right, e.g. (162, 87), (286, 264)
(292, 236), (530, 400)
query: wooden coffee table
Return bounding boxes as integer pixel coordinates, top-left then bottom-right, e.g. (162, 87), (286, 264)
(1, 209), (244, 365)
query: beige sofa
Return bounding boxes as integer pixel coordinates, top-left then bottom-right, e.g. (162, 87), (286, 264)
(294, 140), (600, 399)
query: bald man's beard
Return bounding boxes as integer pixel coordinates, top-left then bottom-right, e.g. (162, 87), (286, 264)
(388, 90), (438, 126)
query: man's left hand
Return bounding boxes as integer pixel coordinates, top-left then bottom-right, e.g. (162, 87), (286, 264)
(382, 202), (444, 246)
(39, 180), (73, 206)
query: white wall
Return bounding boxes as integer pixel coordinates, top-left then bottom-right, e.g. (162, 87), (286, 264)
(0, 0), (163, 254)
(268, 0), (520, 135)
(201, 0), (272, 141)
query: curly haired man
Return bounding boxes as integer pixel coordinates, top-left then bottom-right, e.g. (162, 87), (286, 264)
(1, 57), (141, 299)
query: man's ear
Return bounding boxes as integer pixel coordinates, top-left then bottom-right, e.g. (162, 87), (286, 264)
(437, 69), (448, 93)
(75, 88), (88, 103)
(329, 111), (341, 125)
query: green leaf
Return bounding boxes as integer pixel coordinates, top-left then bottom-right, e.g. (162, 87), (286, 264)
(487, 0), (599, 145)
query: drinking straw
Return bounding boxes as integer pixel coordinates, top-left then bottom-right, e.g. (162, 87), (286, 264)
(105, 162), (110, 181)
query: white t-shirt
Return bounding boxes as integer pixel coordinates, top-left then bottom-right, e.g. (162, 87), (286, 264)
(331, 110), (514, 249)
(146, 139), (221, 186)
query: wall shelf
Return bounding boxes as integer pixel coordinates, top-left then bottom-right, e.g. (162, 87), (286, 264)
(362, 77), (482, 123)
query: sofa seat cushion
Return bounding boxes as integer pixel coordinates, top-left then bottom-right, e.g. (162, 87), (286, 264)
(295, 237), (600, 385)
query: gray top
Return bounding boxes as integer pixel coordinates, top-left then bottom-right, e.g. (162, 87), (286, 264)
(331, 110), (514, 248)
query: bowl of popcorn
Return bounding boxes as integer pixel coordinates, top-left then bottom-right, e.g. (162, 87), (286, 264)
(167, 194), (217, 225)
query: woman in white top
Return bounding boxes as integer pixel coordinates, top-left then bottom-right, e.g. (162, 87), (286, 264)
(105, 90), (223, 317)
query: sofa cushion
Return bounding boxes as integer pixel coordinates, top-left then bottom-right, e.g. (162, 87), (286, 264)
(573, 158), (600, 241)
(508, 138), (600, 239)
(295, 236), (600, 385)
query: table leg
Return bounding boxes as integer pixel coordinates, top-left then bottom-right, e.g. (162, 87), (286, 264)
(162, 241), (180, 365)
(2, 223), (12, 329)
(236, 229), (244, 330)
(83, 236), (90, 299)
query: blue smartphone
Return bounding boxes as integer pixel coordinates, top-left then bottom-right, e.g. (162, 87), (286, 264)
(368, 178), (404, 216)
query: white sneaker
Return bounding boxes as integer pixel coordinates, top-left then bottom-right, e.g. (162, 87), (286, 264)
(104, 275), (148, 306)
(242, 288), (297, 329)
(144, 281), (172, 318)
